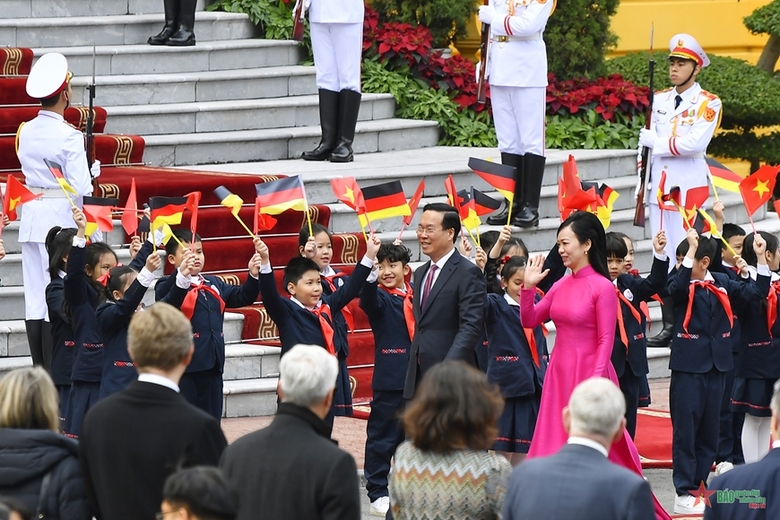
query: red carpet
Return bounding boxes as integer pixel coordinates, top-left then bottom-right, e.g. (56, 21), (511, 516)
(635, 408), (673, 469)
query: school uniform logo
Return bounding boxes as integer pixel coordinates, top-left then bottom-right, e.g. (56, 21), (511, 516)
(623, 288), (634, 302)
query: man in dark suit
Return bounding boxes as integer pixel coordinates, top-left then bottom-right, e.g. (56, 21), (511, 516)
(78, 303), (227, 520)
(403, 203), (486, 399)
(705, 380), (780, 520)
(220, 344), (360, 520)
(503, 377), (655, 520)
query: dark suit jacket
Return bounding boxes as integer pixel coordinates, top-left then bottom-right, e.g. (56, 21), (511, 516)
(78, 380), (227, 520)
(220, 403), (361, 520)
(404, 249), (486, 398)
(503, 443), (655, 520)
(705, 448), (780, 520)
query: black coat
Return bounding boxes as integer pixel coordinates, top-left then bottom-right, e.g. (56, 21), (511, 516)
(220, 403), (361, 520)
(78, 380), (227, 520)
(0, 428), (91, 519)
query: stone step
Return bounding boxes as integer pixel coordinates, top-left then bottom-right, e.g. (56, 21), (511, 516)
(1, 11), (253, 48)
(143, 118), (440, 166)
(70, 66), (318, 106)
(1, 0), (206, 18)
(223, 344), (281, 381)
(223, 377), (279, 418)
(104, 93), (397, 135)
(33, 39), (305, 77)
(0, 219), (127, 256)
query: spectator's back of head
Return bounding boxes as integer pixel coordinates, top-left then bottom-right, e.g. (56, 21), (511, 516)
(0, 367), (59, 431)
(162, 467), (237, 520)
(566, 377), (626, 444)
(279, 345), (338, 409)
(129, 303), (193, 372)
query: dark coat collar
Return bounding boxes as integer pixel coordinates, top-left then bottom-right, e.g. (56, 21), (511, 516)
(276, 402), (335, 442)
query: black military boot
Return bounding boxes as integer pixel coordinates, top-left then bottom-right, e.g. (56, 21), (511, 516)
(329, 89), (362, 163)
(41, 320), (53, 371)
(302, 89), (340, 161)
(148, 0), (179, 45)
(486, 152), (523, 225)
(25, 319), (45, 367)
(647, 296), (674, 347)
(167, 0), (197, 46)
(513, 153), (545, 228)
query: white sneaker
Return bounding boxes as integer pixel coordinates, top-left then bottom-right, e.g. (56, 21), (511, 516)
(715, 461), (734, 475)
(370, 496), (390, 517)
(674, 495), (706, 514)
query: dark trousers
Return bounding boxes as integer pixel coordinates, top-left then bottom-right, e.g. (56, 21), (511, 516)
(716, 358), (744, 465)
(670, 368), (725, 495)
(618, 369), (641, 439)
(180, 364), (223, 421)
(365, 390), (406, 501)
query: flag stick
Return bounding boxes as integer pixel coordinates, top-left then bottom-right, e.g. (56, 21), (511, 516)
(359, 222), (368, 243)
(748, 212), (757, 234)
(396, 221), (407, 242)
(60, 186), (77, 210)
(304, 202), (314, 237)
(708, 172), (721, 201)
(232, 213), (256, 240)
(506, 198), (514, 227)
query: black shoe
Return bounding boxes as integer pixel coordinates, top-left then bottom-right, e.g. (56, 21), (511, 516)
(647, 296), (674, 347)
(512, 206), (539, 228)
(25, 319), (45, 367)
(148, 0), (178, 45)
(302, 89), (340, 161)
(330, 89), (362, 163)
(166, 0), (196, 46)
(166, 28), (196, 46)
(513, 153), (545, 228)
(487, 152), (523, 225)
(148, 26), (176, 45)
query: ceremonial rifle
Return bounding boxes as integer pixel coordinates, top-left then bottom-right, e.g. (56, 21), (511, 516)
(292, 0), (305, 41)
(87, 45), (99, 196)
(633, 24), (655, 227)
(476, 0), (490, 104)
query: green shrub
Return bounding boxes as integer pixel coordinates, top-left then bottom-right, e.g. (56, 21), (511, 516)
(370, 0), (477, 48)
(745, 0), (780, 37)
(546, 109), (641, 150)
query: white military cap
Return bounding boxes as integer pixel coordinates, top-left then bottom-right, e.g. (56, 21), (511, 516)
(26, 52), (72, 99)
(668, 34), (710, 68)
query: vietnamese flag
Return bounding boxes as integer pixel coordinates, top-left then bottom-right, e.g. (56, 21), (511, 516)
(3, 175), (42, 221)
(740, 165), (780, 217)
(562, 154), (581, 200)
(330, 177), (365, 213)
(83, 196), (119, 236)
(682, 185), (709, 227)
(121, 178), (139, 236)
(404, 179), (425, 227)
(149, 196), (188, 229)
(186, 191), (200, 239)
(255, 176), (307, 215)
(444, 175), (463, 210)
(706, 157), (744, 194)
(253, 201), (277, 233)
(359, 180), (410, 225)
(468, 157), (515, 202)
(43, 159), (77, 195)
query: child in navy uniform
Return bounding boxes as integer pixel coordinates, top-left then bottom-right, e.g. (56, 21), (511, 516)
(256, 234), (380, 425)
(44, 226), (77, 421)
(606, 230), (668, 439)
(64, 208), (121, 437)
(155, 229), (263, 420)
(668, 228), (770, 515)
(359, 242), (413, 515)
(732, 231), (780, 464)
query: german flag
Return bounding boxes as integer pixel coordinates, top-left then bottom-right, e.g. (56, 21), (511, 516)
(255, 176), (307, 215)
(470, 188), (502, 216)
(706, 157), (744, 194)
(595, 183), (620, 230)
(460, 190), (481, 234)
(404, 179), (425, 226)
(83, 196), (119, 236)
(3, 175), (42, 221)
(468, 157), (515, 202)
(43, 158), (77, 195)
(150, 196), (188, 229)
(215, 185), (245, 216)
(359, 180), (410, 224)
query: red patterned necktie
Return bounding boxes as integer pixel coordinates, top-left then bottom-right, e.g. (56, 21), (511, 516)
(683, 281), (733, 334)
(181, 278), (225, 320)
(310, 304), (336, 355)
(380, 283), (415, 341)
(322, 273), (355, 333)
(615, 287), (642, 349)
(420, 264), (438, 308)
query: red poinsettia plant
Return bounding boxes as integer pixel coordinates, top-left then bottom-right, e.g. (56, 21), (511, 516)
(546, 73), (650, 121)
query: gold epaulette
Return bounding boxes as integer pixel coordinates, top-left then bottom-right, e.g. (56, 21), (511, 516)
(700, 89), (719, 101)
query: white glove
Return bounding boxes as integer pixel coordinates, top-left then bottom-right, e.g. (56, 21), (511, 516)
(292, 0), (310, 18)
(638, 128), (655, 149)
(90, 159), (101, 179)
(475, 61), (481, 83)
(478, 5), (496, 25)
(90, 229), (103, 243)
(634, 151), (643, 201)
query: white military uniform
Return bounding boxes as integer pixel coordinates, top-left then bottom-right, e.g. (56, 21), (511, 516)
(307, 0), (364, 92)
(644, 35), (721, 258)
(483, 0), (554, 156)
(16, 55), (92, 320)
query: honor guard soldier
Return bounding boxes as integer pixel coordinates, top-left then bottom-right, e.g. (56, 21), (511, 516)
(480, 0), (554, 228)
(639, 33), (721, 263)
(17, 53), (97, 370)
(299, 0), (364, 163)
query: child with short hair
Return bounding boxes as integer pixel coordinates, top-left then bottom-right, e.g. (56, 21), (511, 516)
(256, 233), (380, 423)
(668, 228), (770, 514)
(359, 242), (413, 516)
(606, 230), (668, 438)
(155, 229), (263, 420)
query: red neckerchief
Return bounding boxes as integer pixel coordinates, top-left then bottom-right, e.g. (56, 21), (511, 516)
(322, 272), (355, 333)
(628, 268), (639, 277)
(513, 291), (543, 368)
(616, 286), (642, 349)
(766, 280), (780, 338)
(309, 303), (336, 355)
(380, 282), (415, 341)
(684, 280), (733, 334)
(181, 278), (225, 320)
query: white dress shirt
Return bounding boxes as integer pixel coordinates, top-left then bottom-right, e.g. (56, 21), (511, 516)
(137, 373), (180, 393)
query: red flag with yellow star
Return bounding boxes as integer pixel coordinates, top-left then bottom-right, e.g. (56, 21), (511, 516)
(330, 177), (365, 213)
(403, 179), (425, 226)
(3, 175), (42, 221)
(740, 165), (779, 217)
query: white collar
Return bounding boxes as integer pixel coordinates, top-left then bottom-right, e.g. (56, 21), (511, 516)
(691, 270), (715, 283)
(772, 440), (780, 450)
(138, 373), (180, 393)
(38, 110), (64, 122)
(503, 292), (519, 307)
(674, 83), (701, 102)
(58, 270), (66, 279)
(429, 247), (456, 270)
(321, 265), (336, 277)
(289, 296), (322, 311)
(567, 436), (609, 457)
